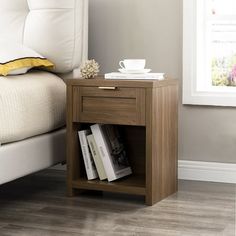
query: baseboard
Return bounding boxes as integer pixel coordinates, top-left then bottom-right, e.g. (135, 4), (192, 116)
(51, 160), (236, 184)
(178, 160), (236, 184)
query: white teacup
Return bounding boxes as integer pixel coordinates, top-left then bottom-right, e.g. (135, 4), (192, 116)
(119, 59), (146, 70)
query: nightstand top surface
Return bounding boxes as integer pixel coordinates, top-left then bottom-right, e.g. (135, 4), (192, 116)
(66, 76), (178, 88)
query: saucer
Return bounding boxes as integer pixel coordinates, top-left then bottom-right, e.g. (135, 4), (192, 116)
(118, 68), (151, 74)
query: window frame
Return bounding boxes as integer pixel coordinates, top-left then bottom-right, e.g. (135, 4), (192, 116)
(183, 0), (236, 107)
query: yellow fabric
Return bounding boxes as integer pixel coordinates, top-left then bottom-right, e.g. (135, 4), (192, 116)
(0, 58), (54, 76)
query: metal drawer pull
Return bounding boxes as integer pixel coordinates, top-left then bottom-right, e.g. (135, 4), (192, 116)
(98, 86), (117, 90)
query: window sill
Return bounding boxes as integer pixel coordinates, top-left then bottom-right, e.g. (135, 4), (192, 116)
(183, 89), (236, 107)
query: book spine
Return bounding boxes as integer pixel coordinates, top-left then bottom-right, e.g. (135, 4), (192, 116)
(87, 135), (107, 180)
(91, 124), (117, 182)
(78, 130), (98, 180)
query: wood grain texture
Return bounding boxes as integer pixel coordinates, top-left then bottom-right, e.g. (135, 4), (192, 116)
(146, 85), (178, 205)
(79, 86), (137, 98)
(0, 170), (235, 236)
(72, 175), (145, 195)
(66, 76), (178, 88)
(67, 78), (178, 205)
(66, 84), (80, 196)
(73, 86), (146, 126)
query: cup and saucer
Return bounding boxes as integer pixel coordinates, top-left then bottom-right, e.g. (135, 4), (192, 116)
(118, 59), (151, 74)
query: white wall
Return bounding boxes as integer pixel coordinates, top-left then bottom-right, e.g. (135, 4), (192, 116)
(89, 0), (236, 163)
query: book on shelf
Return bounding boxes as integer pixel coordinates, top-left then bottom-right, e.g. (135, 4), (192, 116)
(104, 72), (165, 80)
(87, 134), (107, 181)
(78, 130), (98, 180)
(91, 124), (132, 182)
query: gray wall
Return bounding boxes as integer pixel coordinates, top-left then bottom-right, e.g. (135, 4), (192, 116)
(88, 0), (236, 163)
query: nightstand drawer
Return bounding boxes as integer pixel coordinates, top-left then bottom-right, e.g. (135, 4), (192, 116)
(72, 86), (145, 125)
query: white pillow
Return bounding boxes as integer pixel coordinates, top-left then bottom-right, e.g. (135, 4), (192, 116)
(0, 41), (54, 76)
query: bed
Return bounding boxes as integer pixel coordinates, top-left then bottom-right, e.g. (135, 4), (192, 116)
(0, 0), (88, 185)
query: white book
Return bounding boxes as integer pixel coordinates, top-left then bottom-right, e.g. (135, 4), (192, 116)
(91, 124), (132, 182)
(78, 130), (98, 180)
(105, 72), (165, 80)
(87, 134), (107, 181)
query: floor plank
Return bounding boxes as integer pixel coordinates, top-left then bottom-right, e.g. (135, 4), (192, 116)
(0, 170), (235, 236)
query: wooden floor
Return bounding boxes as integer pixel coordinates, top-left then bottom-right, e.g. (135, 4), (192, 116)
(0, 170), (235, 236)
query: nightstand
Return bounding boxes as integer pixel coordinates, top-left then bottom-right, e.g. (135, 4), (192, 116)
(66, 76), (178, 205)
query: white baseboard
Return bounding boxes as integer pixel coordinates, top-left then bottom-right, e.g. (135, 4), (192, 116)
(178, 160), (236, 184)
(51, 160), (236, 184)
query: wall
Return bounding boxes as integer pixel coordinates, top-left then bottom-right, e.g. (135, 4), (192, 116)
(88, 0), (236, 163)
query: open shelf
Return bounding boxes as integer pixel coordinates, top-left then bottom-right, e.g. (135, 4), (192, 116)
(74, 124), (146, 196)
(72, 174), (146, 196)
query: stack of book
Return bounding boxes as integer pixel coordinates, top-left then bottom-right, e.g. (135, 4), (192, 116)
(105, 72), (165, 80)
(78, 124), (132, 182)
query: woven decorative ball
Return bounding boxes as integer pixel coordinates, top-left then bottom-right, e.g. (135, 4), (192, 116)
(80, 59), (100, 79)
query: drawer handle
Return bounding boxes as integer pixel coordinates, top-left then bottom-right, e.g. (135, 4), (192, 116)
(98, 86), (117, 90)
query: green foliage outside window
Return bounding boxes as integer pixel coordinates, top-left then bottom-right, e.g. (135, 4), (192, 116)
(212, 54), (236, 86)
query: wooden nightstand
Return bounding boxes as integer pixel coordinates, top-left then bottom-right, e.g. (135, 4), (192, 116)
(66, 76), (178, 205)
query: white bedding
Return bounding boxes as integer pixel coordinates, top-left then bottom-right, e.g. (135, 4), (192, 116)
(0, 71), (66, 144)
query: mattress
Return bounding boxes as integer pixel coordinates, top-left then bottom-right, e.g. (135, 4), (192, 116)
(0, 71), (66, 144)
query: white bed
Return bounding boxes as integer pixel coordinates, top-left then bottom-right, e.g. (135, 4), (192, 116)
(0, 0), (88, 185)
(0, 71), (66, 144)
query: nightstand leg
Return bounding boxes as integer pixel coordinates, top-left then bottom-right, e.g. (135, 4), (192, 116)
(67, 187), (76, 197)
(145, 195), (154, 206)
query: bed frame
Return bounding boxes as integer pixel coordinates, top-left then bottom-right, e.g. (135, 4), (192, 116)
(0, 0), (88, 185)
(0, 129), (66, 184)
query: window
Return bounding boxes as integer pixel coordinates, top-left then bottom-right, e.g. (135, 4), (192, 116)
(183, 0), (236, 106)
